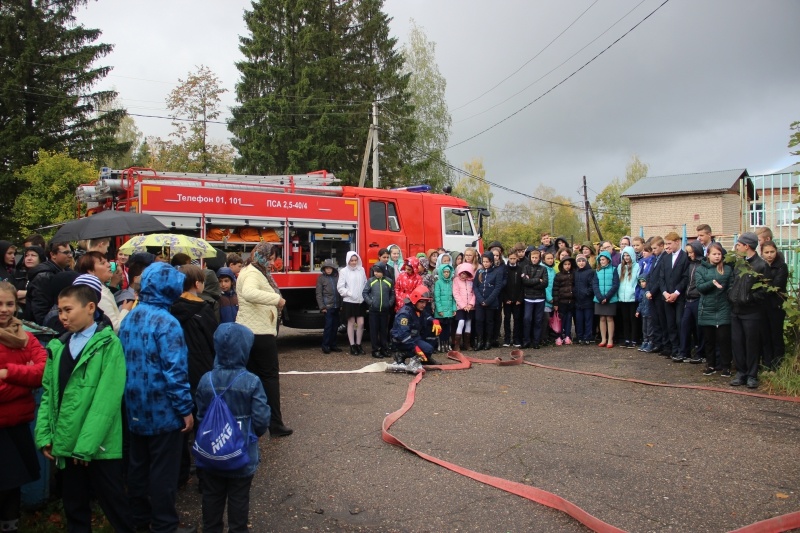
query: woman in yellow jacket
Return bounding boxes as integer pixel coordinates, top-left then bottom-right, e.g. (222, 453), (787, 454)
(236, 242), (292, 437)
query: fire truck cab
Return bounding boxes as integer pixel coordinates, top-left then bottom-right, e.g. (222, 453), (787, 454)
(79, 168), (485, 329)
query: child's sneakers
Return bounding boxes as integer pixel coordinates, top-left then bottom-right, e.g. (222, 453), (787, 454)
(564, 337), (572, 345)
(555, 337), (563, 346)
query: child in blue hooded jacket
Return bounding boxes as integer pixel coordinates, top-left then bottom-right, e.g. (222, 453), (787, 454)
(119, 262), (195, 532)
(195, 323), (270, 533)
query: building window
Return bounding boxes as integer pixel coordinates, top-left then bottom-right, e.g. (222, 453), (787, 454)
(775, 201), (799, 226)
(750, 203), (764, 227)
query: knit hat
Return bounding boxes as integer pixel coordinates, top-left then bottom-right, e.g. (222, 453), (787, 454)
(575, 254), (587, 262)
(737, 232), (758, 250)
(73, 273), (103, 301)
(637, 276), (648, 282)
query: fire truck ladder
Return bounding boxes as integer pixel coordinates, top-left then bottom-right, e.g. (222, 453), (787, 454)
(77, 168), (341, 204)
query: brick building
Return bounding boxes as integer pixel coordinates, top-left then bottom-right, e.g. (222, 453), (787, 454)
(748, 163), (800, 245)
(621, 169), (752, 247)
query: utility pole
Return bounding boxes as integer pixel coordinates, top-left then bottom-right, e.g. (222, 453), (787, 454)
(583, 175), (590, 240)
(358, 126), (374, 188)
(372, 100), (380, 189)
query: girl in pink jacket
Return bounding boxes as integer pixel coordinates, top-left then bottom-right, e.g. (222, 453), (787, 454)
(452, 263), (475, 351)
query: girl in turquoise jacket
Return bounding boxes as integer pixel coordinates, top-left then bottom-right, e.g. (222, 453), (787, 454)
(616, 245), (640, 347)
(592, 251), (620, 347)
(434, 264), (456, 351)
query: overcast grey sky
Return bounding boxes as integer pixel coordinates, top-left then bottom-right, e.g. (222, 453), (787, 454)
(76, 0), (800, 206)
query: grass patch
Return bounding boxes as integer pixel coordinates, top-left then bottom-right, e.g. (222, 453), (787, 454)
(762, 352), (800, 397)
(21, 499), (114, 533)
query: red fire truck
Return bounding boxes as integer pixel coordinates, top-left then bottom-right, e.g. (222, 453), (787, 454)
(78, 168), (487, 328)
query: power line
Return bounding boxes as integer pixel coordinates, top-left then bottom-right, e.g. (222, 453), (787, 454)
(447, 0), (671, 148)
(379, 122), (633, 217)
(451, 0), (599, 112)
(453, 0), (648, 124)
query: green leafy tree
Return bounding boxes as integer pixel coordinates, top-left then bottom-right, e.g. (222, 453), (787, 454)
(486, 202), (541, 249)
(102, 98), (147, 169)
(594, 155), (649, 243)
(0, 0), (127, 239)
(401, 20), (452, 191)
(453, 158), (492, 208)
(488, 185), (583, 249)
(12, 151), (95, 234)
(790, 119), (800, 158)
(229, 0), (415, 186)
(148, 66), (234, 173)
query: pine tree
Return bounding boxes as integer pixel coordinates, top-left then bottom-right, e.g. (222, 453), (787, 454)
(0, 0), (127, 239)
(229, 0), (416, 186)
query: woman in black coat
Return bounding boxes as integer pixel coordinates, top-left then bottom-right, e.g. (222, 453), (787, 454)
(760, 241), (788, 370)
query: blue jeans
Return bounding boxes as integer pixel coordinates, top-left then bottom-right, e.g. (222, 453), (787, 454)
(558, 306), (574, 339)
(641, 315), (654, 344)
(322, 308), (340, 349)
(523, 301), (545, 345)
(575, 307), (593, 342)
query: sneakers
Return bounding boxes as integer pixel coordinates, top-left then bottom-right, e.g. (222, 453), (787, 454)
(502, 342), (511, 347)
(555, 338), (563, 346)
(671, 355), (686, 362)
(687, 357), (703, 364)
(630, 342), (637, 350)
(702, 367), (716, 375)
(564, 337), (572, 345)
(623, 341), (631, 349)
(637, 342), (649, 352)
(720, 369), (732, 378)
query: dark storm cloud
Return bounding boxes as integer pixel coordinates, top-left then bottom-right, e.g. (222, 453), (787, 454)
(75, 0), (799, 206)
(386, 0), (800, 204)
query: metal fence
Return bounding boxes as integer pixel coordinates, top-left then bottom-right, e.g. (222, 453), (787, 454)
(743, 170), (800, 287)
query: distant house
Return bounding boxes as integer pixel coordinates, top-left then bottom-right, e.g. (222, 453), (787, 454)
(748, 163), (800, 245)
(621, 169), (752, 245)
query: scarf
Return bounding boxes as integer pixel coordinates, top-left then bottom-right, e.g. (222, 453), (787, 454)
(249, 242), (282, 296)
(0, 316), (28, 349)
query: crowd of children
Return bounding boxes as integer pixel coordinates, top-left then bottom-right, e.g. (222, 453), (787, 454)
(313, 228), (789, 391)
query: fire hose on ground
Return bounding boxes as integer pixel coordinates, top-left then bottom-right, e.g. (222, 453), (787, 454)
(283, 350), (800, 533)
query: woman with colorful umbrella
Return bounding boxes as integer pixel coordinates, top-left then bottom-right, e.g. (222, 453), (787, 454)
(235, 242), (292, 437)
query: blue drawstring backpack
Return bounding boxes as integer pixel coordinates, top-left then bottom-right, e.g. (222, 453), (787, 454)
(192, 371), (250, 471)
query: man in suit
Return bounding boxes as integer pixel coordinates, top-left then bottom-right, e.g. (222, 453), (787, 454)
(643, 236), (667, 354)
(656, 232), (690, 360)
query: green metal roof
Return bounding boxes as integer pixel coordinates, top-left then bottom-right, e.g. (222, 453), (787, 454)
(621, 169), (749, 198)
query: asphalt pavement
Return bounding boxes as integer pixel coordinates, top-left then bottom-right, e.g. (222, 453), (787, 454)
(177, 328), (800, 533)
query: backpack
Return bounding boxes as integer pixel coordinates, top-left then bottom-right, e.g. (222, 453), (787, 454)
(192, 371), (250, 471)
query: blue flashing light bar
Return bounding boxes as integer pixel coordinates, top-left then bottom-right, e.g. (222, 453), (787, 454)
(391, 185), (431, 193)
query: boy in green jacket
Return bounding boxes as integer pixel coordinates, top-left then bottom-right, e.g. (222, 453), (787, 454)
(34, 284), (133, 533)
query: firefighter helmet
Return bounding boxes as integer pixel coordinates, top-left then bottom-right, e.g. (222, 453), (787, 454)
(408, 285), (432, 305)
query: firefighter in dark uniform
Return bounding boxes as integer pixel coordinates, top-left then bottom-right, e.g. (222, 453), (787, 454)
(391, 285), (442, 365)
